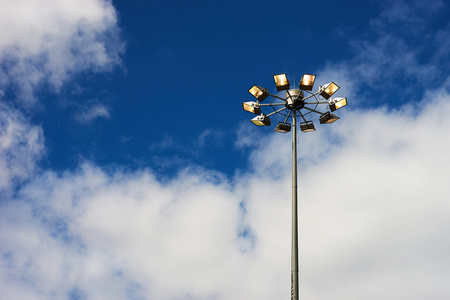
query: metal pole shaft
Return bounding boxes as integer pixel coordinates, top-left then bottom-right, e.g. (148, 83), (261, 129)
(291, 110), (299, 300)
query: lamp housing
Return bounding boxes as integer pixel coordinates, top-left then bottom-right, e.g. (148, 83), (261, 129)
(274, 122), (291, 133)
(273, 74), (290, 91)
(285, 89), (304, 110)
(319, 112), (340, 124)
(248, 85), (269, 102)
(299, 74), (316, 91)
(319, 82), (340, 99)
(300, 121), (316, 132)
(329, 97), (347, 112)
(242, 101), (261, 115)
(251, 114), (271, 126)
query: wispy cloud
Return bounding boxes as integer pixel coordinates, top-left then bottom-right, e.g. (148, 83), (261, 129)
(317, 0), (450, 105)
(197, 128), (224, 148)
(75, 101), (111, 124)
(148, 129), (228, 171)
(0, 103), (44, 192)
(119, 135), (133, 144)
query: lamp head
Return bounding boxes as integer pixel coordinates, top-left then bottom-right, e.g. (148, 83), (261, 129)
(299, 74), (316, 91)
(251, 114), (271, 126)
(319, 82), (340, 99)
(248, 85), (269, 101)
(274, 122), (291, 133)
(242, 101), (261, 114)
(319, 111), (340, 124)
(273, 74), (290, 91)
(300, 121), (316, 132)
(329, 97), (347, 112)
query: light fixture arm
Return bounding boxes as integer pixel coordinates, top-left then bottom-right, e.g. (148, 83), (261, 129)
(283, 109), (292, 124)
(266, 106), (287, 117)
(304, 101), (329, 105)
(259, 103), (285, 106)
(298, 110), (308, 122)
(301, 90), (320, 102)
(268, 93), (287, 101)
(302, 106), (324, 115)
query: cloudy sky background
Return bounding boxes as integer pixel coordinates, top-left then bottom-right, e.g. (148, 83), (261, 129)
(1, 0), (450, 299)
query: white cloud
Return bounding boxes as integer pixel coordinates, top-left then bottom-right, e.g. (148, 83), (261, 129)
(0, 0), (124, 105)
(0, 102), (44, 192)
(2, 86), (450, 299)
(148, 129), (227, 171)
(318, 0), (450, 105)
(297, 90), (450, 299)
(197, 128), (225, 148)
(376, 0), (444, 31)
(2, 1), (450, 299)
(75, 102), (111, 123)
(120, 135), (133, 144)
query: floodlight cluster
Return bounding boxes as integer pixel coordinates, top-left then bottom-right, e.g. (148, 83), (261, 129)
(242, 73), (348, 133)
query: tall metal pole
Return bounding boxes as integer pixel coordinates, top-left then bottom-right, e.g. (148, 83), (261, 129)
(291, 110), (299, 300)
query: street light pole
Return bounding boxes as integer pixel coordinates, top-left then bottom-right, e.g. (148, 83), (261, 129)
(291, 111), (299, 300)
(243, 73), (347, 300)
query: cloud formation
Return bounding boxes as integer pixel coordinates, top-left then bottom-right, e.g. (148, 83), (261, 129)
(317, 0), (450, 105)
(2, 84), (450, 299)
(1, 0), (450, 300)
(0, 103), (44, 192)
(75, 101), (111, 124)
(0, 0), (124, 105)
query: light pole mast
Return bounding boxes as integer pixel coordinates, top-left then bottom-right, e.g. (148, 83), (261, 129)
(291, 111), (299, 300)
(243, 73), (347, 300)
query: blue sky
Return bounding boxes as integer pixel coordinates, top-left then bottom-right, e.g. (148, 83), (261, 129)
(1, 0), (450, 299)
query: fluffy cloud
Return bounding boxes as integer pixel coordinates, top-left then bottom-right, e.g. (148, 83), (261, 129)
(1, 164), (251, 299)
(1, 0), (450, 299)
(297, 89), (450, 299)
(2, 86), (450, 299)
(0, 0), (124, 105)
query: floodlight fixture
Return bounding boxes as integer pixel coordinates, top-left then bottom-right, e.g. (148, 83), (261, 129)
(300, 121), (315, 132)
(319, 82), (340, 99)
(273, 73), (290, 91)
(299, 74), (316, 91)
(319, 111), (340, 124)
(274, 122), (291, 133)
(249, 85), (269, 101)
(329, 97), (347, 112)
(242, 101), (261, 114)
(251, 114), (271, 126)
